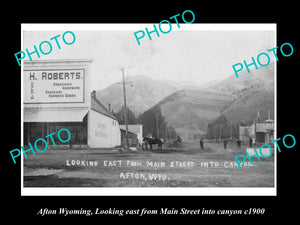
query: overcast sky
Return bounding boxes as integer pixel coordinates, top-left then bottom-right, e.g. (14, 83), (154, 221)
(23, 24), (275, 90)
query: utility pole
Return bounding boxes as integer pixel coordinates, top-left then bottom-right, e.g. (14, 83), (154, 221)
(213, 126), (216, 141)
(230, 120), (233, 140)
(165, 125), (168, 142)
(155, 113), (159, 138)
(121, 68), (129, 150)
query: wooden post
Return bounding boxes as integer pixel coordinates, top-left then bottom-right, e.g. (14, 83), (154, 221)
(121, 68), (129, 150)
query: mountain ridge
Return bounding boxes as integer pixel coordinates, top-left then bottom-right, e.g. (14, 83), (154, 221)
(96, 63), (275, 140)
(95, 75), (180, 115)
(137, 62), (275, 139)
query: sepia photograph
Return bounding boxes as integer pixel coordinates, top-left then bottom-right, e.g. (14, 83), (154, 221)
(21, 24), (276, 195)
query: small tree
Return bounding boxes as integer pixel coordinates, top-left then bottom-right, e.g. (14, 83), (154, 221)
(113, 106), (137, 125)
(206, 114), (231, 140)
(137, 106), (177, 140)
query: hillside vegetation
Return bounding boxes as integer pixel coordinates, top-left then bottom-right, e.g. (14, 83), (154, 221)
(96, 62), (275, 140)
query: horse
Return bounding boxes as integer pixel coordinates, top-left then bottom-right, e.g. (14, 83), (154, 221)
(143, 137), (163, 150)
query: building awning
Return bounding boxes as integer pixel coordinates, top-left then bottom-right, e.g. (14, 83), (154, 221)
(24, 108), (89, 122)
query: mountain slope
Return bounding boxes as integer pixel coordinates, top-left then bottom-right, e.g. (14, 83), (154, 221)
(210, 61), (275, 96)
(96, 75), (179, 115)
(146, 88), (235, 139)
(222, 81), (274, 123)
(96, 62), (275, 141)
(217, 61), (275, 122)
(142, 62), (275, 140)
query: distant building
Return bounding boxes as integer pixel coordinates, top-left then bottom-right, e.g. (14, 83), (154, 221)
(255, 118), (274, 143)
(239, 117), (274, 144)
(119, 124), (143, 144)
(239, 125), (255, 142)
(120, 128), (138, 147)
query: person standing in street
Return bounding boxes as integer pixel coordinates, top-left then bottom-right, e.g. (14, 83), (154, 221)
(237, 139), (241, 149)
(200, 138), (204, 150)
(249, 137), (253, 148)
(223, 139), (227, 149)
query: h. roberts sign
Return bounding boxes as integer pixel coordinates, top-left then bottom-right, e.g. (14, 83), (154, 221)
(23, 69), (85, 104)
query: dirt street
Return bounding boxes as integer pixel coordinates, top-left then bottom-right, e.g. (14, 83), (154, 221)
(23, 141), (274, 187)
